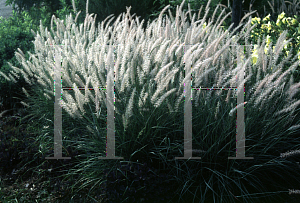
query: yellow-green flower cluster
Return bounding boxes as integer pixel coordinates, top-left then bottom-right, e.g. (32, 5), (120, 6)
(251, 17), (261, 25)
(263, 14), (270, 22)
(202, 22), (208, 34)
(250, 12), (300, 66)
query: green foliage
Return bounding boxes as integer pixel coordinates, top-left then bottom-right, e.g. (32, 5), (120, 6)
(82, 0), (158, 31)
(249, 12), (300, 82)
(104, 161), (179, 202)
(19, 0), (86, 35)
(4, 0), (43, 14)
(0, 11), (39, 112)
(52, 0), (86, 28)
(0, 113), (39, 174)
(4, 0), (74, 18)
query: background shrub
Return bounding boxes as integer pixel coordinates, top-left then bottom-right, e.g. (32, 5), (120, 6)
(249, 12), (300, 83)
(0, 11), (39, 114)
(76, 0), (167, 32)
(4, 0), (74, 18)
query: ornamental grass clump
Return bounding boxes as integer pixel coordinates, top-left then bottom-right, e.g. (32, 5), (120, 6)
(1, 0), (300, 202)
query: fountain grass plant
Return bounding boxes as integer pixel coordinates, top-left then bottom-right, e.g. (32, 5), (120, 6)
(1, 0), (300, 202)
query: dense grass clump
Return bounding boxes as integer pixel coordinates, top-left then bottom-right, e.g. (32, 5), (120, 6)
(1, 0), (300, 202)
